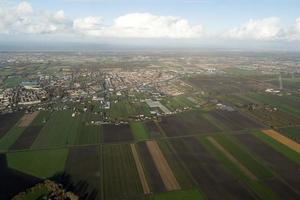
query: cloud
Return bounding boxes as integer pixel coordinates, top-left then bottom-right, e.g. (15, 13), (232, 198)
(286, 18), (300, 41)
(1, 1), (300, 42)
(0, 1), (71, 34)
(73, 13), (203, 38)
(227, 17), (283, 40)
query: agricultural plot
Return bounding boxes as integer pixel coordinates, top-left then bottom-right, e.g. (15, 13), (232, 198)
(74, 124), (102, 145)
(18, 111), (40, 127)
(145, 140), (180, 191)
(144, 121), (162, 138)
(156, 140), (195, 189)
(102, 124), (134, 143)
(32, 111), (82, 148)
(262, 129), (300, 154)
(130, 122), (150, 140)
(0, 126), (25, 151)
(161, 96), (195, 111)
(6, 148), (68, 179)
(10, 125), (43, 150)
(0, 112), (23, 139)
(254, 131), (300, 165)
(235, 133), (300, 193)
(153, 189), (204, 200)
(137, 142), (166, 193)
(0, 154), (41, 200)
(102, 144), (143, 200)
(201, 135), (297, 200)
(108, 99), (138, 120)
(64, 145), (101, 200)
(221, 94), (300, 127)
(208, 110), (263, 131)
(278, 126), (300, 143)
(187, 76), (269, 95)
(169, 137), (255, 200)
(248, 93), (300, 118)
(130, 144), (151, 195)
(159, 110), (219, 137)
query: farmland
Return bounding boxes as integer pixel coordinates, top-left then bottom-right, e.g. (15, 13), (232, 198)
(2, 52), (300, 199)
(1, 108), (300, 199)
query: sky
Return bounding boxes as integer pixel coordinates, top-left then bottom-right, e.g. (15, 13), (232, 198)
(1, 0), (300, 50)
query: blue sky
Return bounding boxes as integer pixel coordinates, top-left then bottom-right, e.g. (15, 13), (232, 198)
(18, 0), (300, 27)
(1, 0), (300, 49)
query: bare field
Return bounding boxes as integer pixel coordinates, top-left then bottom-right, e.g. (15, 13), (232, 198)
(18, 112), (39, 128)
(146, 140), (181, 191)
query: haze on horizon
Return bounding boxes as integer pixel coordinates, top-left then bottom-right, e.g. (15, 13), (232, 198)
(1, 0), (300, 50)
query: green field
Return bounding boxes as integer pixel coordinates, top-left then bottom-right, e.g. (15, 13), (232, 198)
(102, 144), (143, 200)
(32, 111), (82, 148)
(109, 99), (138, 120)
(4, 76), (23, 88)
(0, 126), (25, 151)
(7, 148), (68, 178)
(200, 135), (279, 200)
(130, 122), (150, 140)
(248, 93), (300, 117)
(161, 96), (195, 111)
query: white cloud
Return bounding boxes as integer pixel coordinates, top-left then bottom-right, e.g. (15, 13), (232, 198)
(1, 1), (300, 43)
(73, 13), (203, 38)
(0, 1), (71, 34)
(73, 16), (103, 30)
(16, 1), (33, 15)
(286, 18), (300, 41)
(227, 17), (282, 40)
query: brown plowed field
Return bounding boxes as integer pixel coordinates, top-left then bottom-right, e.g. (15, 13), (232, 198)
(18, 112), (39, 127)
(130, 144), (150, 194)
(146, 140), (180, 191)
(262, 129), (300, 154)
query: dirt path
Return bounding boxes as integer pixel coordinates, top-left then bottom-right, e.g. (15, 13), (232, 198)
(146, 140), (181, 191)
(262, 129), (300, 154)
(207, 137), (258, 181)
(130, 144), (151, 194)
(18, 111), (39, 127)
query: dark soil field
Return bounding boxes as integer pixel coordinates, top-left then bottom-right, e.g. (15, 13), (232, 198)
(159, 111), (219, 137)
(102, 124), (133, 143)
(137, 142), (166, 193)
(0, 154), (41, 199)
(64, 145), (101, 200)
(210, 110), (263, 131)
(170, 137), (255, 200)
(235, 133), (300, 194)
(145, 121), (162, 138)
(0, 112), (23, 139)
(265, 179), (300, 200)
(10, 125), (43, 150)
